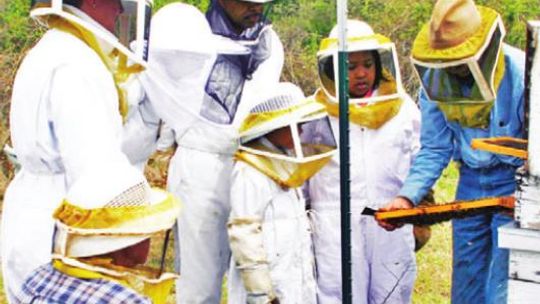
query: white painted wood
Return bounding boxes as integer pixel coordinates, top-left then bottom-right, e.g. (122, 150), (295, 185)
(516, 176), (540, 229)
(509, 250), (540, 283)
(498, 222), (540, 252)
(508, 279), (540, 304)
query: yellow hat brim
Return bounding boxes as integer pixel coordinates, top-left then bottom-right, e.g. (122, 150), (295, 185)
(412, 6), (501, 61)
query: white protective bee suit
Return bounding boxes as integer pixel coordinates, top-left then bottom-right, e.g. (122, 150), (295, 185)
(227, 83), (336, 304)
(1, 2), (156, 301)
(306, 99), (420, 304)
(227, 161), (316, 304)
(305, 21), (421, 304)
(141, 2), (284, 303)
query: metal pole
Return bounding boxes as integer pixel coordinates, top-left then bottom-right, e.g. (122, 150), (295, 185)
(337, 0), (352, 303)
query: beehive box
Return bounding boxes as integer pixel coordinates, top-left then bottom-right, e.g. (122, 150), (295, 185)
(515, 175), (540, 230)
(508, 279), (540, 304)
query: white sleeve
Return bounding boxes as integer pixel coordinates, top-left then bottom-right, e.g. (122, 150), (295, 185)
(49, 63), (134, 186)
(156, 122), (176, 152)
(228, 163), (277, 301)
(122, 93), (161, 170)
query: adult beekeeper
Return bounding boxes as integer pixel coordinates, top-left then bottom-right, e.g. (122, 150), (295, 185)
(304, 20), (421, 303)
(13, 165), (180, 304)
(2, 0), (156, 301)
(140, 1), (284, 302)
(227, 82), (337, 304)
(379, 1), (525, 303)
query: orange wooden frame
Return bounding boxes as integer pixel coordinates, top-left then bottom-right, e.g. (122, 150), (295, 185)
(471, 137), (528, 159)
(375, 196), (515, 221)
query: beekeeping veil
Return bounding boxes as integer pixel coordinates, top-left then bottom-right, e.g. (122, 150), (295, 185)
(317, 20), (406, 129)
(411, 0), (506, 128)
(139, 2), (249, 133)
(30, 0), (153, 118)
(51, 163), (181, 304)
(237, 82), (337, 188)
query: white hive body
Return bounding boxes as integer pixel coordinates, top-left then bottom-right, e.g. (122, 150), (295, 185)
(501, 21), (540, 303)
(515, 174), (540, 229)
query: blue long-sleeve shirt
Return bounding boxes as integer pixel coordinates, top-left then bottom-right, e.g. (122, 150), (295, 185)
(399, 44), (525, 205)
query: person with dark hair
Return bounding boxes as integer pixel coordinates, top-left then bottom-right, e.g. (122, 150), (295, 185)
(227, 82), (336, 304)
(158, 1), (284, 303)
(13, 166), (180, 304)
(303, 20), (421, 303)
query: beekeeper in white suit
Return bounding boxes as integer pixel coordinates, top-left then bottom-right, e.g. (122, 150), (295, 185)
(304, 20), (421, 303)
(227, 82), (337, 304)
(140, 2), (284, 303)
(2, 0), (156, 302)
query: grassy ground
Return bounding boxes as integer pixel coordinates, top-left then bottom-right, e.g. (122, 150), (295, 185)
(0, 161), (458, 304)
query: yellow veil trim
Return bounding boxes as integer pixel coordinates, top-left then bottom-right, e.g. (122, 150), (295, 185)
(235, 149), (333, 189)
(412, 6), (500, 61)
(315, 75), (403, 129)
(319, 34), (392, 53)
(239, 103), (305, 134)
(54, 191), (180, 230)
(46, 15), (145, 120)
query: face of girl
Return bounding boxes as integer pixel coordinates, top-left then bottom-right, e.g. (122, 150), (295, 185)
(348, 51), (376, 98)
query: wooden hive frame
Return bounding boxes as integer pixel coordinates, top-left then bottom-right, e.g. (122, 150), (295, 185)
(375, 196), (515, 226)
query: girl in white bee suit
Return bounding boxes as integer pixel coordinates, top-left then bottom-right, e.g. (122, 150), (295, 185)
(139, 1), (284, 302)
(1, 0), (158, 302)
(303, 20), (421, 303)
(227, 82), (337, 304)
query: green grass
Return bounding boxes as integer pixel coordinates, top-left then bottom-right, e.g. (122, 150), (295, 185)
(412, 162), (458, 304)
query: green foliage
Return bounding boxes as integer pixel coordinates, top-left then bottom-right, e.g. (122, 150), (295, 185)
(153, 0), (209, 11)
(0, 0), (43, 53)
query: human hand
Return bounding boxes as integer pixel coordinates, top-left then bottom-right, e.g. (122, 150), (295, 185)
(376, 196), (414, 231)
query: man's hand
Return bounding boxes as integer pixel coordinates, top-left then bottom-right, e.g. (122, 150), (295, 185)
(376, 196), (414, 231)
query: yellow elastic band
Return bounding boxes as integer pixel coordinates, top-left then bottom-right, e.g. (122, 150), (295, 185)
(235, 148), (333, 188)
(315, 75), (404, 129)
(54, 191), (180, 229)
(319, 34), (392, 52)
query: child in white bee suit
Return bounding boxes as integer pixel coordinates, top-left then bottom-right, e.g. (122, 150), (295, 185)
(14, 164), (181, 304)
(227, 82), (337, 304)
(303, 20), (421, 303)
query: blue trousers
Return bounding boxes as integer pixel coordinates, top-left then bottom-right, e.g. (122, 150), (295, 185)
(451, 164), (516, 304)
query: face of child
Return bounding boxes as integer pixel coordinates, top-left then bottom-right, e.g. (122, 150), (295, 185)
(348, 51), (376, 98)
(110, 238), (151, 268)
(266, 126), (296, 151)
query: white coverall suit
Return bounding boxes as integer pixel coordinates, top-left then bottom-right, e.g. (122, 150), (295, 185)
(1, 10), (159, 302)
(306, 95), (421, 304)
(166, 30), (284, 303)
(227, 160), (317, 304)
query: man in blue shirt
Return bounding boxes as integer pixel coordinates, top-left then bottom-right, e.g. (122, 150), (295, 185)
(378, 1), (525, 303)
